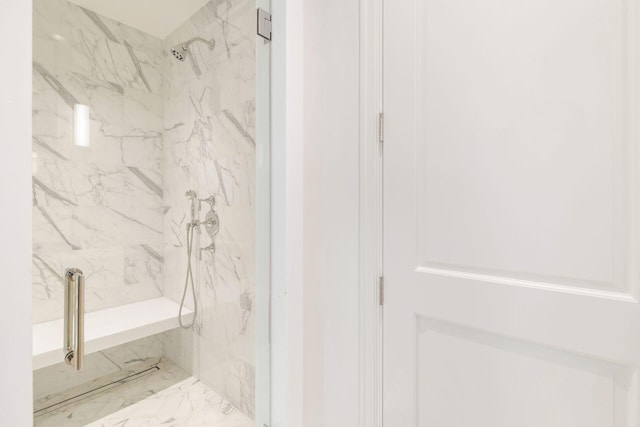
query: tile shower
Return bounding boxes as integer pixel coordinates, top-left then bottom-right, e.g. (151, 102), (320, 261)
(31, 0), (258, 424)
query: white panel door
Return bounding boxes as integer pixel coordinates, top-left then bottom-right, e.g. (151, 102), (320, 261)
(383, 0), (640, 425)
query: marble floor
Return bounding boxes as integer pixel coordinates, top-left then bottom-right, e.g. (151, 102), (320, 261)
(34, 360), (190, 427)
(87, 377), (254, 427)
(34, 358), (253, 427)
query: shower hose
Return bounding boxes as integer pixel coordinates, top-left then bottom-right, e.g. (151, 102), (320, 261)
(179, 222), (198, 328)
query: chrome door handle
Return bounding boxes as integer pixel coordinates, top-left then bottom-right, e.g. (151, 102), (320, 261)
(64, 268), (84, 371)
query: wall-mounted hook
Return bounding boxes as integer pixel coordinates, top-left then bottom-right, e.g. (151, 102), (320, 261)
(185, 190), (200, 225)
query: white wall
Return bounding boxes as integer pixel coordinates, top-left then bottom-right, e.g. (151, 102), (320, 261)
(271, 0), (362, 425)
(303, 0), (361, 426)
(0, 0), (33, 423)
(270, 0), (305, 425)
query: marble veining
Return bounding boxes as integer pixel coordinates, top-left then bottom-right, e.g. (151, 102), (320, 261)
(33, 0), (257, 419)
(161, 0), (256, 417)
(34, 335), (164, 403)
(87, 377), (253, 427)
(34, 359), (189, 427)
(33, 0), (165, 324)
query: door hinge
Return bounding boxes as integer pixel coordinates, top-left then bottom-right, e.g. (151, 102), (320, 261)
(378, 112), (384, 144)
(257, 8), (272, 41)
(378, 276), (384, 306)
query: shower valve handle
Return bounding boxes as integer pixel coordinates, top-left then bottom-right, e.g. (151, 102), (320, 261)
(199, 196), (216, 208)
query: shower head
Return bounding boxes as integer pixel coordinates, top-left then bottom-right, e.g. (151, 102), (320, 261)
(170, 37), (216, 62)
(170, 44), (187, 62)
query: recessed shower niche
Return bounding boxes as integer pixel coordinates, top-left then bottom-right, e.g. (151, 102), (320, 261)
(30, 0), (270, 425)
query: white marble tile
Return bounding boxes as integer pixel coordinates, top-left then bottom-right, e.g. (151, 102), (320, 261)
(34, 360), (189, 427)
(34, 351), (124, 404)
(123, 166), (163, 211)
(33, 0), (166, 323)
(34, 0), (258, 418)
(124, 244), (163, 288)
(33, 335), (164, 402)
(32, 0), (74, 45)
(71, 38), (138, 90)
(198, 357), (256, 419)
(164, 0), (255, 87)
(163, 106), (255, 175)
(87, 377), (253, 427)
(161, 328), (196, 376)
(32, 246), (165, 323)
(34, 159), (125, 208)
(161, 0), (256, 417)
(32, 206), (74, 252)
(32, 86), (73, 151)
(122, 136), (163, 173)
(70, 205), (163, 249)
(32, 247), (121, 322)
(100, 334), (164, 368)
(34, 0), (164, 94)
(192, 155), (255, 208)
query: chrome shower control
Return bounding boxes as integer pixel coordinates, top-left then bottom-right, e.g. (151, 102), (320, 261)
(199, 195), (216, 208)
(204, 210), (219, 237)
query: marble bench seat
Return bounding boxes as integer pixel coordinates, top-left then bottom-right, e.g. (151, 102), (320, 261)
(32, 297), (192, 370)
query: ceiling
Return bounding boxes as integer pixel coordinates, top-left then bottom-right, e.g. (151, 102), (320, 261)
(66, 0), (210, 39)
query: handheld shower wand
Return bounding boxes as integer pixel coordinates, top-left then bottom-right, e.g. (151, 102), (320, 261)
(179, 191), (199, 329)
(179, 191), (220, 329)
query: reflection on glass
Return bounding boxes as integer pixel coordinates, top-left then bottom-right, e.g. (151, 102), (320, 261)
(73, 104), (90, 148)
(32, 0), (267, 424)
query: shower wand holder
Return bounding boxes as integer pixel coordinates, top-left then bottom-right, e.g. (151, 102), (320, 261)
(180, 191), (220, 329)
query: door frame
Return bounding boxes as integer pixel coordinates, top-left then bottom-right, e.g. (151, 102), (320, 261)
(359, 0), (384, 425)
(0, 0), (33, 424)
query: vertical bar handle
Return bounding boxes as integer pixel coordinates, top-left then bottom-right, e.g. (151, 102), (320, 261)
(64, 268), (84, 371)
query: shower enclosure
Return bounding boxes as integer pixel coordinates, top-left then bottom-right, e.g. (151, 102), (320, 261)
(30, 0), (270, 425)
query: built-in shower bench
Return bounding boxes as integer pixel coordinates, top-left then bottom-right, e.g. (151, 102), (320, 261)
(32, 297), (193, 370)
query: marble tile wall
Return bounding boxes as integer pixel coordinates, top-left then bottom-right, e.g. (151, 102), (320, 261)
(162, 0), (256, 418)
(33, 0), (256, 418)
(32, 0), (165, 324)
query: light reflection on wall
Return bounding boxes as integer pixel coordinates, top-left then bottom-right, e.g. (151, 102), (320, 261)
(73, 104), (90, 147)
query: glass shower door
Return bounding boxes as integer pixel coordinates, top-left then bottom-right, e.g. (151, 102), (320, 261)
(31, 0), (270, 425)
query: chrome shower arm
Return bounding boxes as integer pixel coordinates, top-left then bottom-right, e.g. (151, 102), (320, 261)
(182, 37), (215, 50)
(170, 37), (215, 62)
